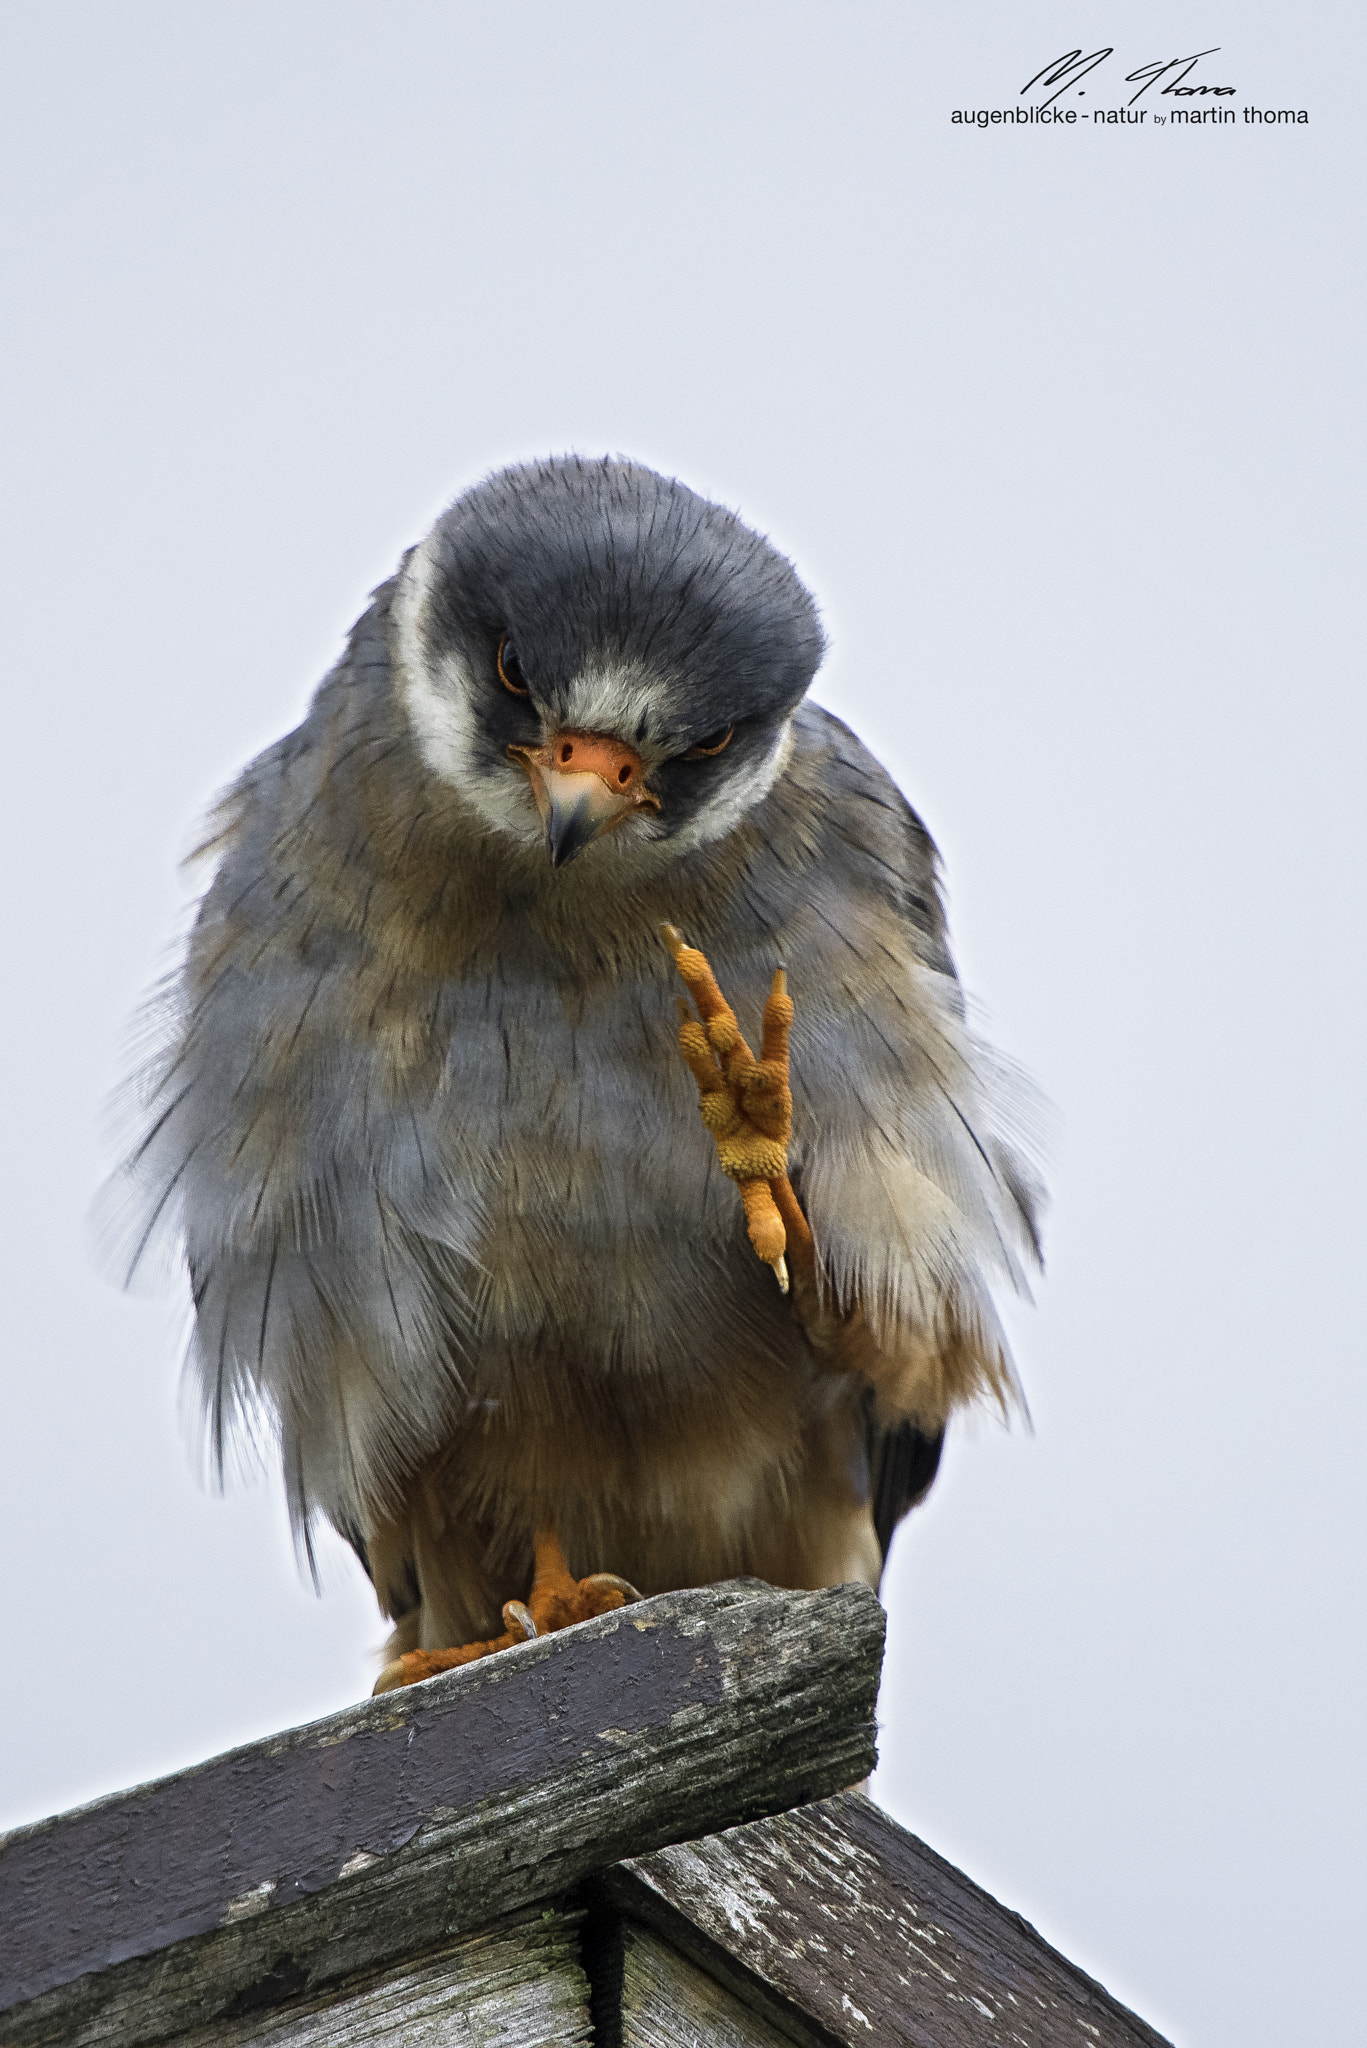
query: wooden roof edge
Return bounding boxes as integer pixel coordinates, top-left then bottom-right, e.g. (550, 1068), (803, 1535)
(0, 1578), (883, 2042)
(606, 1790), (1176, 2048)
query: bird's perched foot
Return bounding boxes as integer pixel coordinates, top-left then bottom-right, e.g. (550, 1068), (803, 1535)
(372, 1525), (640, 1694)
(660, 924), (815, 1294)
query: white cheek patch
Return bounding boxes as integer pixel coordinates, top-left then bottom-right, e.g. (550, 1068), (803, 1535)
(668, 719), (795, 854)
(393, 552), (792, 859)
(392, 539), (543, 847)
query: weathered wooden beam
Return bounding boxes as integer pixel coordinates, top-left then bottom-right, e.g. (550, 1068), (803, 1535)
(0, 1579), (882, 2047)
(588, 1916), (798, 2048)
(185, 1904), (593, 2048)
(605, 1792), (1174, 2048)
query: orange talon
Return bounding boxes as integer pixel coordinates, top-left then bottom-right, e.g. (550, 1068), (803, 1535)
(740, 1177), (789, 1290)
(660, 927), (815, 1291)
(372, 1523), (641, 1694)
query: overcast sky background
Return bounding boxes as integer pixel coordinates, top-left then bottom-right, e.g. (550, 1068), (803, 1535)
(2, 6), (1362, 2043)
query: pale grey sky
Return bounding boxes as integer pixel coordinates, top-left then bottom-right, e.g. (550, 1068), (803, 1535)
(2, 7), (1362, 2044)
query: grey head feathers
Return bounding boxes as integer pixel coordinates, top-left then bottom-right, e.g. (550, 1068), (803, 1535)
(395, 455), (825, 859)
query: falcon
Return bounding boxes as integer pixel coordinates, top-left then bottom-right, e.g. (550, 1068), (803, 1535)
(118, 456), (1044, 1691)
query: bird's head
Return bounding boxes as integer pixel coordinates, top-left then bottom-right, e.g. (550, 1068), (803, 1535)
(391, 456), (825, 869)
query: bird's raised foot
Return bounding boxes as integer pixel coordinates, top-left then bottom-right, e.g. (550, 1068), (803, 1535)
(372, 1526), (641, 1694)
(660, 923), (814, 1291)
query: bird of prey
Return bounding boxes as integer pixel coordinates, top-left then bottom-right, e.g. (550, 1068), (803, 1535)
(117, 456), (1043, 1691)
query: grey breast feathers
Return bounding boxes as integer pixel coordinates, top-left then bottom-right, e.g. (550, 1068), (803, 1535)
(108, 606), (1044, 1553)
(775, 705), (1046, 1426)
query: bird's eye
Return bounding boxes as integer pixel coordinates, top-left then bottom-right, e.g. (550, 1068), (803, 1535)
(497, 635), (530, 696)
(685, 725), (734, 759)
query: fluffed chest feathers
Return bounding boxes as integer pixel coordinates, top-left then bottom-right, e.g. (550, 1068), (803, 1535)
(426, 957), (821, 1398)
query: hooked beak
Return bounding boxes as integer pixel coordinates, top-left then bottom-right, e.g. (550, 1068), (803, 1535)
(508, 731), (661, 867)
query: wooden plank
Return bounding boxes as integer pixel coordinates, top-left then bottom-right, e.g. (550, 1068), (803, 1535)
(585, 1902), (835, 2048)
(0, 1581), (882, 2047)
(173, 1904), (591, 2048)
(606, 1793), (1174, 2048)
(613, 1923), (796, 2048)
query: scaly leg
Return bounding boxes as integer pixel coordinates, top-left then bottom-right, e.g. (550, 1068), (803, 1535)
(372, 1524), (640, 1694)
(660, 924), (815, 1293)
